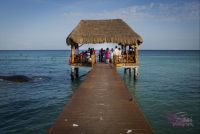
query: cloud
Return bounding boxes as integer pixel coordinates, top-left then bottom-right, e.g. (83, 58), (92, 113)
(63, 1), (200, 21)
(152, 1), (200, 21)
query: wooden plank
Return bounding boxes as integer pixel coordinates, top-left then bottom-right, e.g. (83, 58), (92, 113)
(48, 63), (153, 134)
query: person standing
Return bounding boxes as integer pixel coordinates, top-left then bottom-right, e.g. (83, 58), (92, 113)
(110, 48), (114, 63)
(118, 48), (122, 56)
(114, 46), (119, 56)
(99, 48), (104, 62)
(87, 48), (91, 62)
(118, 47), (122, 63)
(113, 46), (119, 63)
(105, 48), (110, 64)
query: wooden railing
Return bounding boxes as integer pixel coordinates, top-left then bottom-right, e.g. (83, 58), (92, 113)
(113, 54), (136, 65)
(70, 54), (136, 67)
(71, 54), (96, 67)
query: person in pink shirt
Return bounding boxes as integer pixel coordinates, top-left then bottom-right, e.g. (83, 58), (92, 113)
(105, 48), (110, 64)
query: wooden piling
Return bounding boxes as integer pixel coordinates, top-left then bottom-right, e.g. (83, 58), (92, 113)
(71, 66), (79, 80)
(129, 68), (132, 75)
(134, 44), (138, 65)
(71, 45), (75, 64)
(124, 68), (126, 74)
(75, 67), (79, 78)
(124, 68), (132, 76)
(134, 67), (138, 80)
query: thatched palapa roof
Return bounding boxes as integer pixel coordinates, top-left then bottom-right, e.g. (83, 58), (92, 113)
(66, 19), (143, 46)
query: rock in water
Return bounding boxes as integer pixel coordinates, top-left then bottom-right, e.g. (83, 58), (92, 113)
(0, 75), (30, 82)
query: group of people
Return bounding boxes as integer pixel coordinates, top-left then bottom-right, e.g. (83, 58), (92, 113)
(72, 46), (133, 64)
(78, 48), (96, 63)
(98, 46), (122, 64)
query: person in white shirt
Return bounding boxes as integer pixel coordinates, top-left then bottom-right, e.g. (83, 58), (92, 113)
(114, 46), (119, 56)
(118, 48), (122, 56)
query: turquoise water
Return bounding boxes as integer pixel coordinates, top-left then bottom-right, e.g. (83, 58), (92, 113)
(0, 50), (89, 134)
(118, 50), (200, 134)
(0, 50), (199, 134)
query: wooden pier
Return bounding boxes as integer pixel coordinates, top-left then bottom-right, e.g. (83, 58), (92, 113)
(48, 63), (153, 134)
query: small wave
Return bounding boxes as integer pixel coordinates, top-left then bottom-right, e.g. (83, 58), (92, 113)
(31, 76), (51, 82)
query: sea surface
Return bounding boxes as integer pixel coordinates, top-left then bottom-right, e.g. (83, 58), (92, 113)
(0, 50), (199, 134)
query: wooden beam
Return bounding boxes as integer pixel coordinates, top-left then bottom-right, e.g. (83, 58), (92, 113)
(71, 45), (75, 64)
(134, 44), (138, 65)
(91, 54), (95, 67)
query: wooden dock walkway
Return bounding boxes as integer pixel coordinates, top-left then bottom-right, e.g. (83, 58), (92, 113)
(48, 63), (153, 134)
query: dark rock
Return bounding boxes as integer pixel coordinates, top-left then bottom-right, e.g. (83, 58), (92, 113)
(0, 75), (30, 82)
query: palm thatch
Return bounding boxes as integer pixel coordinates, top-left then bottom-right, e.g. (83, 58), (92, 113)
(66, 19), (143, 46)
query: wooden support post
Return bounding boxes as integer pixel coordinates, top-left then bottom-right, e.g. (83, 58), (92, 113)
(80, 55), (82, 64)
(91, 54), (95, 68)
(75, 67), (79, 78)
(134, 67), (138, 80)
(71, 66), (75, 81)
(125, 45), (127, 64)
(126, 53), (128, 63)
(124, 68), (132, 75)
(71, 66), (79, 80)
(124, 68), (127, 74)
(129, 68), (132, 75)
(71, 45), (75, 64)
(134, 44), (138, 65)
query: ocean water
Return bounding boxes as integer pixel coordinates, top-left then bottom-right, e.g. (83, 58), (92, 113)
(0, 50), (199, 134)
(117, 50), (200, 134)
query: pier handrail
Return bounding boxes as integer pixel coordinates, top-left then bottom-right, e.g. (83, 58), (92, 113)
(70, 54), (96, 66)
(113, 54), (135, 65)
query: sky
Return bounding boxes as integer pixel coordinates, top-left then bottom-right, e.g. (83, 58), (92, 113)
(0, 0), (199, 50)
